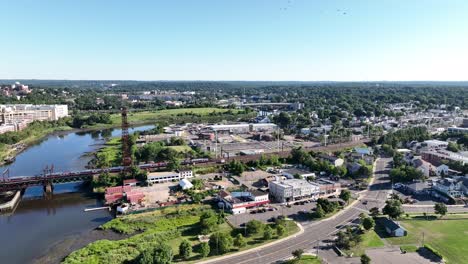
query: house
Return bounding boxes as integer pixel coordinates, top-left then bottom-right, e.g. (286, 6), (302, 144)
(318, 154), (344, 167)
(433, 178), (463, 198)
(381, 218), (407, 237)
(347, 162), (362, 174)
(436, 164), (449, 176)
(179, 179), (193, 190)
(412, 158), (434, 177)
(354, 147), (373, 157)
(405, 181), (431, 195)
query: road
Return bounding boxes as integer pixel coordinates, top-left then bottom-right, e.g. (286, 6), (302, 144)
(204, 158), (393, 264)
(403, 204), (468, 214)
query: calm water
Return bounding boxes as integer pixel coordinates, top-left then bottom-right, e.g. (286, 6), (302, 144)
(0, 125), (153, 264)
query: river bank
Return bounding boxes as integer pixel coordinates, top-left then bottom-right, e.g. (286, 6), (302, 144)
(35, 228), (129, 264)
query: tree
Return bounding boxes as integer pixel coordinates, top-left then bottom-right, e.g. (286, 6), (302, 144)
(153, 243), (173, 264)
(246, 220), (264, 236)
(137, 249), (154, 264)
(362, 217), (375, 231)
(369, 207), (380, 217)
(447, 142), (459, 152)
(383, 199), (404, 219)
(199, 242), (210, 258)
(292, 249), (304, 260)
(276, 225), (286, 236)
(339, 189), (352, 204)
(228, 160), (244, 175)
(200, 211), (218, 234)
(234, 233), (247, 248)
(263, 225), (273, 240)
(314, 204), (325, 218)
(179, 239), (192, 260)
(434, 203), (447, 218)
(209, 232), (233, 255)
(361, 254), (371, 264)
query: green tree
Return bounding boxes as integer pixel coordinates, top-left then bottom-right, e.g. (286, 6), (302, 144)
(199, 211), (218, 234)
(362, 217), (375, 231)
(179, 239), (192, 260)
(361, 254), (371, 264)
(339, 189), (352, 204)
(153, 243), (173, 264)
(234, 233), (247, 248)
(246, 220), (264, 236)
(209, 232), (233, 255)
(314, 204), (325, 218)
(276, 225), (286, 236)
(447, 142), (459, 152)
(292, 249), (304, 260)
(199, 242), (210, 258)
(434, 203), (447, 218)
(369, 207), (380, 217)
(383, 199), (404, 219)
(137, 249), (154, 264)
(263, 225), (273, 240)
(228, 160), (244, 175)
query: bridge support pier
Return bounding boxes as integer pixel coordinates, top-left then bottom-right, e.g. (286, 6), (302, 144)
(43, 181), (54, 195)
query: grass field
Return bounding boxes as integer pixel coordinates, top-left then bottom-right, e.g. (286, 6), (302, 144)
(382, 215), (468, 264)
(86, 107), (250, 129)
(168, 145), (193, 153)
(284, 255), (322, 264)
(345, 230), (385, 257)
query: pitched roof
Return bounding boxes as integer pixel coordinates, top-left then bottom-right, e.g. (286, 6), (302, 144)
(381, 217), (405, 232)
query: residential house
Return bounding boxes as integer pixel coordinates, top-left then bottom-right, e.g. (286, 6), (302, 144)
(318, 154), (344, 167)
(381, 218), (407, 237)
(433, 178), (463, 198)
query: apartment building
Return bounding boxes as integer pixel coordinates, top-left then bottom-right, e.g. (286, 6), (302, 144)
(0, 104), (69, 124)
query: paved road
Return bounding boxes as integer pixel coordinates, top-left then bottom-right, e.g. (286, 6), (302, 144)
(206, 158), (393, 264)
(403, 204), (468, 214)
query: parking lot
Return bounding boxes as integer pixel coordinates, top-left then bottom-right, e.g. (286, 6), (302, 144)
(227, 200), (318, 227)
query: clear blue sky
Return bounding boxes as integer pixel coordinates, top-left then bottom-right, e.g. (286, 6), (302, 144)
(1, 0), (467, 81)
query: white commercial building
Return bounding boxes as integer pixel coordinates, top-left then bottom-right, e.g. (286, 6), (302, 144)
(269, 179), (320, 203)
(0, 104), (69, 124)
(209, 123), (278, 133)
(147, 170), (193, 184)
(217, 190), (270, 214)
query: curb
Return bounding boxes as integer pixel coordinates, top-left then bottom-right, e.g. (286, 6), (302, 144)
(197, 222), (305, 264)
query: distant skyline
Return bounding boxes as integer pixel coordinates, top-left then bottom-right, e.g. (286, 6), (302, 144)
(1, 0), (468, 81)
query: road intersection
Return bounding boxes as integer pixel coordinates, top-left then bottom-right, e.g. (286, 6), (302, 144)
(204, 158), (393, 264)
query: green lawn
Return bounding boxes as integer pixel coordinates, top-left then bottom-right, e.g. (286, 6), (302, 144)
(345, 230), (385, 257)
(168, 145), (193, 153)
(382, 215), (468, 264)
(284, 255), (321, 264)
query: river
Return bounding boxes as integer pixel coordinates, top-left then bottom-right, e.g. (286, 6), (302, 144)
(0, 125), (153, 264)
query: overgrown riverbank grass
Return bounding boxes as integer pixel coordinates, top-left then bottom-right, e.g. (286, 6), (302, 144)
(63, 204), (300, 264)
(383, 215), (468, 264)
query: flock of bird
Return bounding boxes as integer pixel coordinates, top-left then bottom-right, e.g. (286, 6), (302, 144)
(279, 1), (349, 16)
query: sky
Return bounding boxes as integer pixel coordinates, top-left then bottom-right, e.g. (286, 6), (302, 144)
(1, 0), (468, 81)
